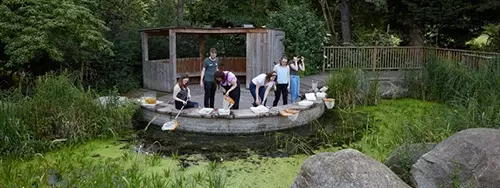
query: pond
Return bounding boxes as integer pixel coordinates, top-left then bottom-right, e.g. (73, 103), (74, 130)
(2, 99), (446, 187)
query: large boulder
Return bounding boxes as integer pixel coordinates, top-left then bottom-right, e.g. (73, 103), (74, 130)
(291, 149), (411, 188)
(411, 128), (500, 188)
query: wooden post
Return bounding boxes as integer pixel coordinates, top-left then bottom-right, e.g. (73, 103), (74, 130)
(199, 34), (204, 72)
(246, 33), (252, 89)
(141, 32), (149, 62)
(168, 30), (177, 92)
(141, 32), (149, 89)
(322, 47), (326, 72)
(371, 48), (377, 71)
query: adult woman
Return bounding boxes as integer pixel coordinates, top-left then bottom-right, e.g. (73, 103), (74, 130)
(249, 71), (277, 107)
(289, 54), (305, 103)
(172, 74), (199, 110)
(214, 70), (241, 109)
(272, 55), (290, 106)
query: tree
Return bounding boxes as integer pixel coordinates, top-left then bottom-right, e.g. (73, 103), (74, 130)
(388, 0), (500, 48)
(0, 0), (113, 72)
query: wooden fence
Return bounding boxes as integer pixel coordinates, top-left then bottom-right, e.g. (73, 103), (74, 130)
(177, 57), (247, 76)
(323, 46), (500, 71)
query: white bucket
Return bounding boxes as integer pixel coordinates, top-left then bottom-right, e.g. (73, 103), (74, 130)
(287, 112), (299, 121)
(324, 99), (336, 109)
(311, 80), (318, 92)
(316, 92), (326, 99)
(279, 110), (299, 121)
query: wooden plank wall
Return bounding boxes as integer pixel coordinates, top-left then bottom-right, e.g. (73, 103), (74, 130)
(143, 59), (171, 91)
(246, 33), (267, 88)
(266, 30), (286, 73)
(177, 57), (247, 76)
(245, 29), (285, 88)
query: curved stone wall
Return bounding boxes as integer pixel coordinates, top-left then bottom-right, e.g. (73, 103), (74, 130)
(141, 100), (326, 135)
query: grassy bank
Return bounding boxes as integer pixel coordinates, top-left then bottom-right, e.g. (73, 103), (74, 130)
(0, 71), (139, 158)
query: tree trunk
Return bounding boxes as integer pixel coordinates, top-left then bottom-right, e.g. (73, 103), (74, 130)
(408, 25), (424, 46)
(339, 0), (352, 45)
(177, 0), (184, 25)
(319, 0), (339, 45)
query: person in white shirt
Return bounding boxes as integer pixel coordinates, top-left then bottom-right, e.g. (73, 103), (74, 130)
(272, 55), (290, 106)
(289, 54), (305, 103)
(249, 71), (277, 107)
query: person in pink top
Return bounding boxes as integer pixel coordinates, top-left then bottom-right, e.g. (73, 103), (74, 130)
(214, 71), (241, 109)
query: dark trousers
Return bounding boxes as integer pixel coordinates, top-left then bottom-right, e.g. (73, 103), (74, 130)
(203, 81), (216, 108)
(222, 81), (241, 109)
(273, 84), (288, 106)
(175, 100), (199, 110)
(249, 82), (267, 107)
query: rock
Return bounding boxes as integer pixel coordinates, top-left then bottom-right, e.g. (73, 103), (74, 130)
(411, 128), (500, 188)
(291, 149), (411, 188)
(97, 96), (130, 107)
(384, 143), (437, 184)
(377, 79), (407, 99)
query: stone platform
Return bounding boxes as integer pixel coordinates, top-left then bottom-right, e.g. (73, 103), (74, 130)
(141, 98), (326, 135)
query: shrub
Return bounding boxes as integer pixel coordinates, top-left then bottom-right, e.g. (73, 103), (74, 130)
(326, 68), (380, 109)
(267, 0), (327, 75)
(0, 71), (139, 158)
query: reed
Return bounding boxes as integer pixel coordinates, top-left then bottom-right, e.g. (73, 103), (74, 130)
(326, 68), (380, 110)
(0, 71), (139, 158)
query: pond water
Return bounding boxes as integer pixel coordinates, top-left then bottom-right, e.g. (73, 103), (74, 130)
(6, 99), (441, 187)
(134, 108), (366, 162)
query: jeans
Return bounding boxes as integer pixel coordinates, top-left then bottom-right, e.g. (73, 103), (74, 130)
(273, 83), (288, 106)
(203, 81), (216, 108)
(249, 82), (267, 107)
(290, 75), (300, 103)
(222, 81), (241, 109)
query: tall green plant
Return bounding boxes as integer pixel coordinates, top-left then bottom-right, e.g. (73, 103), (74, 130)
(405, 57), (500, 130)
(0, 71), (138, 158)
(326, 68), (379, 109)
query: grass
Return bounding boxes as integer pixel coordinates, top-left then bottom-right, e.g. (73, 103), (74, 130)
(349, 99), (453, 161)
(0, 71), (139, 158)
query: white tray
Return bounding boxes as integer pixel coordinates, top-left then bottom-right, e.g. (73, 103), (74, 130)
(250, 105), (269, 114)
(199, 108), (214, 115)
(218, 109), (231, 116)
(298, 100), (314, 107)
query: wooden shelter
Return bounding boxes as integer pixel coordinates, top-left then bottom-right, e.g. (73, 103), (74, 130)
(140, 27), (285, 92)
